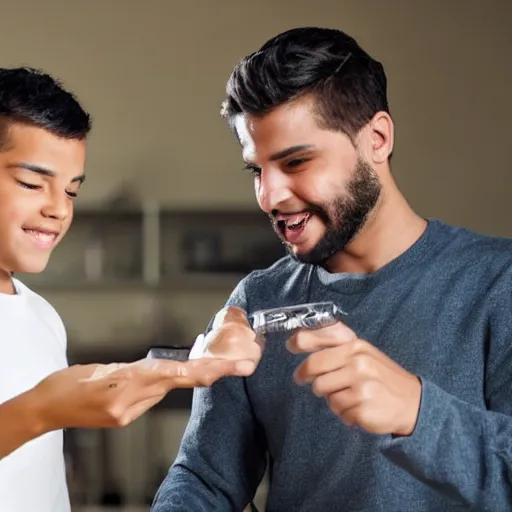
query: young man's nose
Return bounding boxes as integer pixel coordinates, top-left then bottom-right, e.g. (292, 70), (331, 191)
(41, 191), (71, 221)
(256, 168), (294, 214)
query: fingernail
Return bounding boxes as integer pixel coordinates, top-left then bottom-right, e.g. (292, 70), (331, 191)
(293, 370), (309, 385)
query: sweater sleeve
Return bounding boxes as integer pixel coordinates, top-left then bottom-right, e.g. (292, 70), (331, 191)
(380, 273), (512, 510)
(151, 277), (267, 511)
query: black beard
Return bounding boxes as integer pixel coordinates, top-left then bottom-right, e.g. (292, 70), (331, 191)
(271, 158), (382, 266)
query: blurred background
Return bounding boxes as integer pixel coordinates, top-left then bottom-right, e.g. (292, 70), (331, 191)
(1, 0), (511, 510)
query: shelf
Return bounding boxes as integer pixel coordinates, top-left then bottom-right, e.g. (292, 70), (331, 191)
(20, 206), (285, 292)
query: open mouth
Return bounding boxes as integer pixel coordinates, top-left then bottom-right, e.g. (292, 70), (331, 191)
(23, 228), (59, 248)
(275, 212), (313, 245)
(277, 213), (311, 232)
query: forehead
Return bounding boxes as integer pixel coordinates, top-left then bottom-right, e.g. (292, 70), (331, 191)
(1, 123), (86, 176)
(235, 99), (352, 163)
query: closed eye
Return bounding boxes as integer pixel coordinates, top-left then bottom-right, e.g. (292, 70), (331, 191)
(18, 179), (79, 199)
(286, 158), (309, 169)
(17, 180), (41, 190)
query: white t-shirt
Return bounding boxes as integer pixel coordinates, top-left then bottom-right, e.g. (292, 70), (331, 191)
(0, 278), (70, 512)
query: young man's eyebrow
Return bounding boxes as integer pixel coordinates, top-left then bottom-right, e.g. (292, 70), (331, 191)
(7, 162), (85, 183)
(269, 144), (316, 161)
(243, 144), (316, 167)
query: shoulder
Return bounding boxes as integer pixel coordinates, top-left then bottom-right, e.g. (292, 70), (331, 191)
(436, 221), (512, 270)
(13, 279), (67, 348)
(430, 222), (512, 313)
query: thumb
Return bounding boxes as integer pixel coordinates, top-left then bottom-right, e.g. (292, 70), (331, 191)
(287, 321), (357, 354)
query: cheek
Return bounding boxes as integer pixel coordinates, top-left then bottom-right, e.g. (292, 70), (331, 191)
(293, 178), (333, 207)
(0, 192), (27, 226)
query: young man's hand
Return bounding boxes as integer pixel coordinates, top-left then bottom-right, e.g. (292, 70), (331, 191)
(289, 322), (422, 437)
(31, 356), (254, 431)
(189, 306), (263, 371)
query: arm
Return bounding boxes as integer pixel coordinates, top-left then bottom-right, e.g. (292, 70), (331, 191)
(153, 378), (267, 511)
(0, 388), (46, 459)
(1, 358), (247, 459)
(152, 279), (268, 511)
(380, 379), (512, 508)
(380, 278), (512, 509)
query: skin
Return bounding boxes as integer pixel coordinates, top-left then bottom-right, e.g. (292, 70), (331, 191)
(0, 124), (257, 459)
(0, 123), (86, 293)
(190, 306), (262, 365)
(234, 96), (427, 436)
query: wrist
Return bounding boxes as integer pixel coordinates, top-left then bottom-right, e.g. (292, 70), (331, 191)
(23, 386), (54, 436)
(394, 376), (422, 437)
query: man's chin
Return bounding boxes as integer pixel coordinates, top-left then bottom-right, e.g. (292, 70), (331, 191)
(276, 230), (331, 264)
(287, 245), (320, 264)
(286, 238), (342, 266)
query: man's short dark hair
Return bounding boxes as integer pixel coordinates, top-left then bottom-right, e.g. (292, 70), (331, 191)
(0, 67), (91, 150)
(221, 27), (389, 143)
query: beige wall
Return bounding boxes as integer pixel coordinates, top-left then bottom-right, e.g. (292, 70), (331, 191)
(1, 0), (511, 232)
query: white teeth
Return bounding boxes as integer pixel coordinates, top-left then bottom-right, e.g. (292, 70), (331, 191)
(25, 230), (57, 242)
(286, 214), (310, 229)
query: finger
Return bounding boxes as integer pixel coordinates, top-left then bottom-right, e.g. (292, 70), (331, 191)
(308, 368), (355, 397)
(287, 322), (356, 354)
(136, 358), (187, 377)
(87, 355), (257, 401)
(128, 358), (255, 392)
(138, 356), (255, 378)
(294, 342), (363, 383)
(166, 358), (256, 389)
(326, 388), (362, 420)
(118, 395), (164, 427)
(185, 357), (255, 372)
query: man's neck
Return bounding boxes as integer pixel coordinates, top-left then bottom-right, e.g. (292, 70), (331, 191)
(324, 187), (427, 275)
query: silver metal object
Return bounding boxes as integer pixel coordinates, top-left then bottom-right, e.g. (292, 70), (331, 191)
(249, 301), (345, 336)
(147, 301), (345, 361)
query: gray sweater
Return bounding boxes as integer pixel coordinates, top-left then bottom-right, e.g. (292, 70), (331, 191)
(152, 220), (512, 511)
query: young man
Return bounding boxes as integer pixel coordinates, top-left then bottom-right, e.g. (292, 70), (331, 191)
(0, 67), (257, 512)
(152, 27), (512, 511)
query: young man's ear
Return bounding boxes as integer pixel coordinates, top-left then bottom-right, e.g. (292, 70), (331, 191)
(369, 112), (395, 164)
